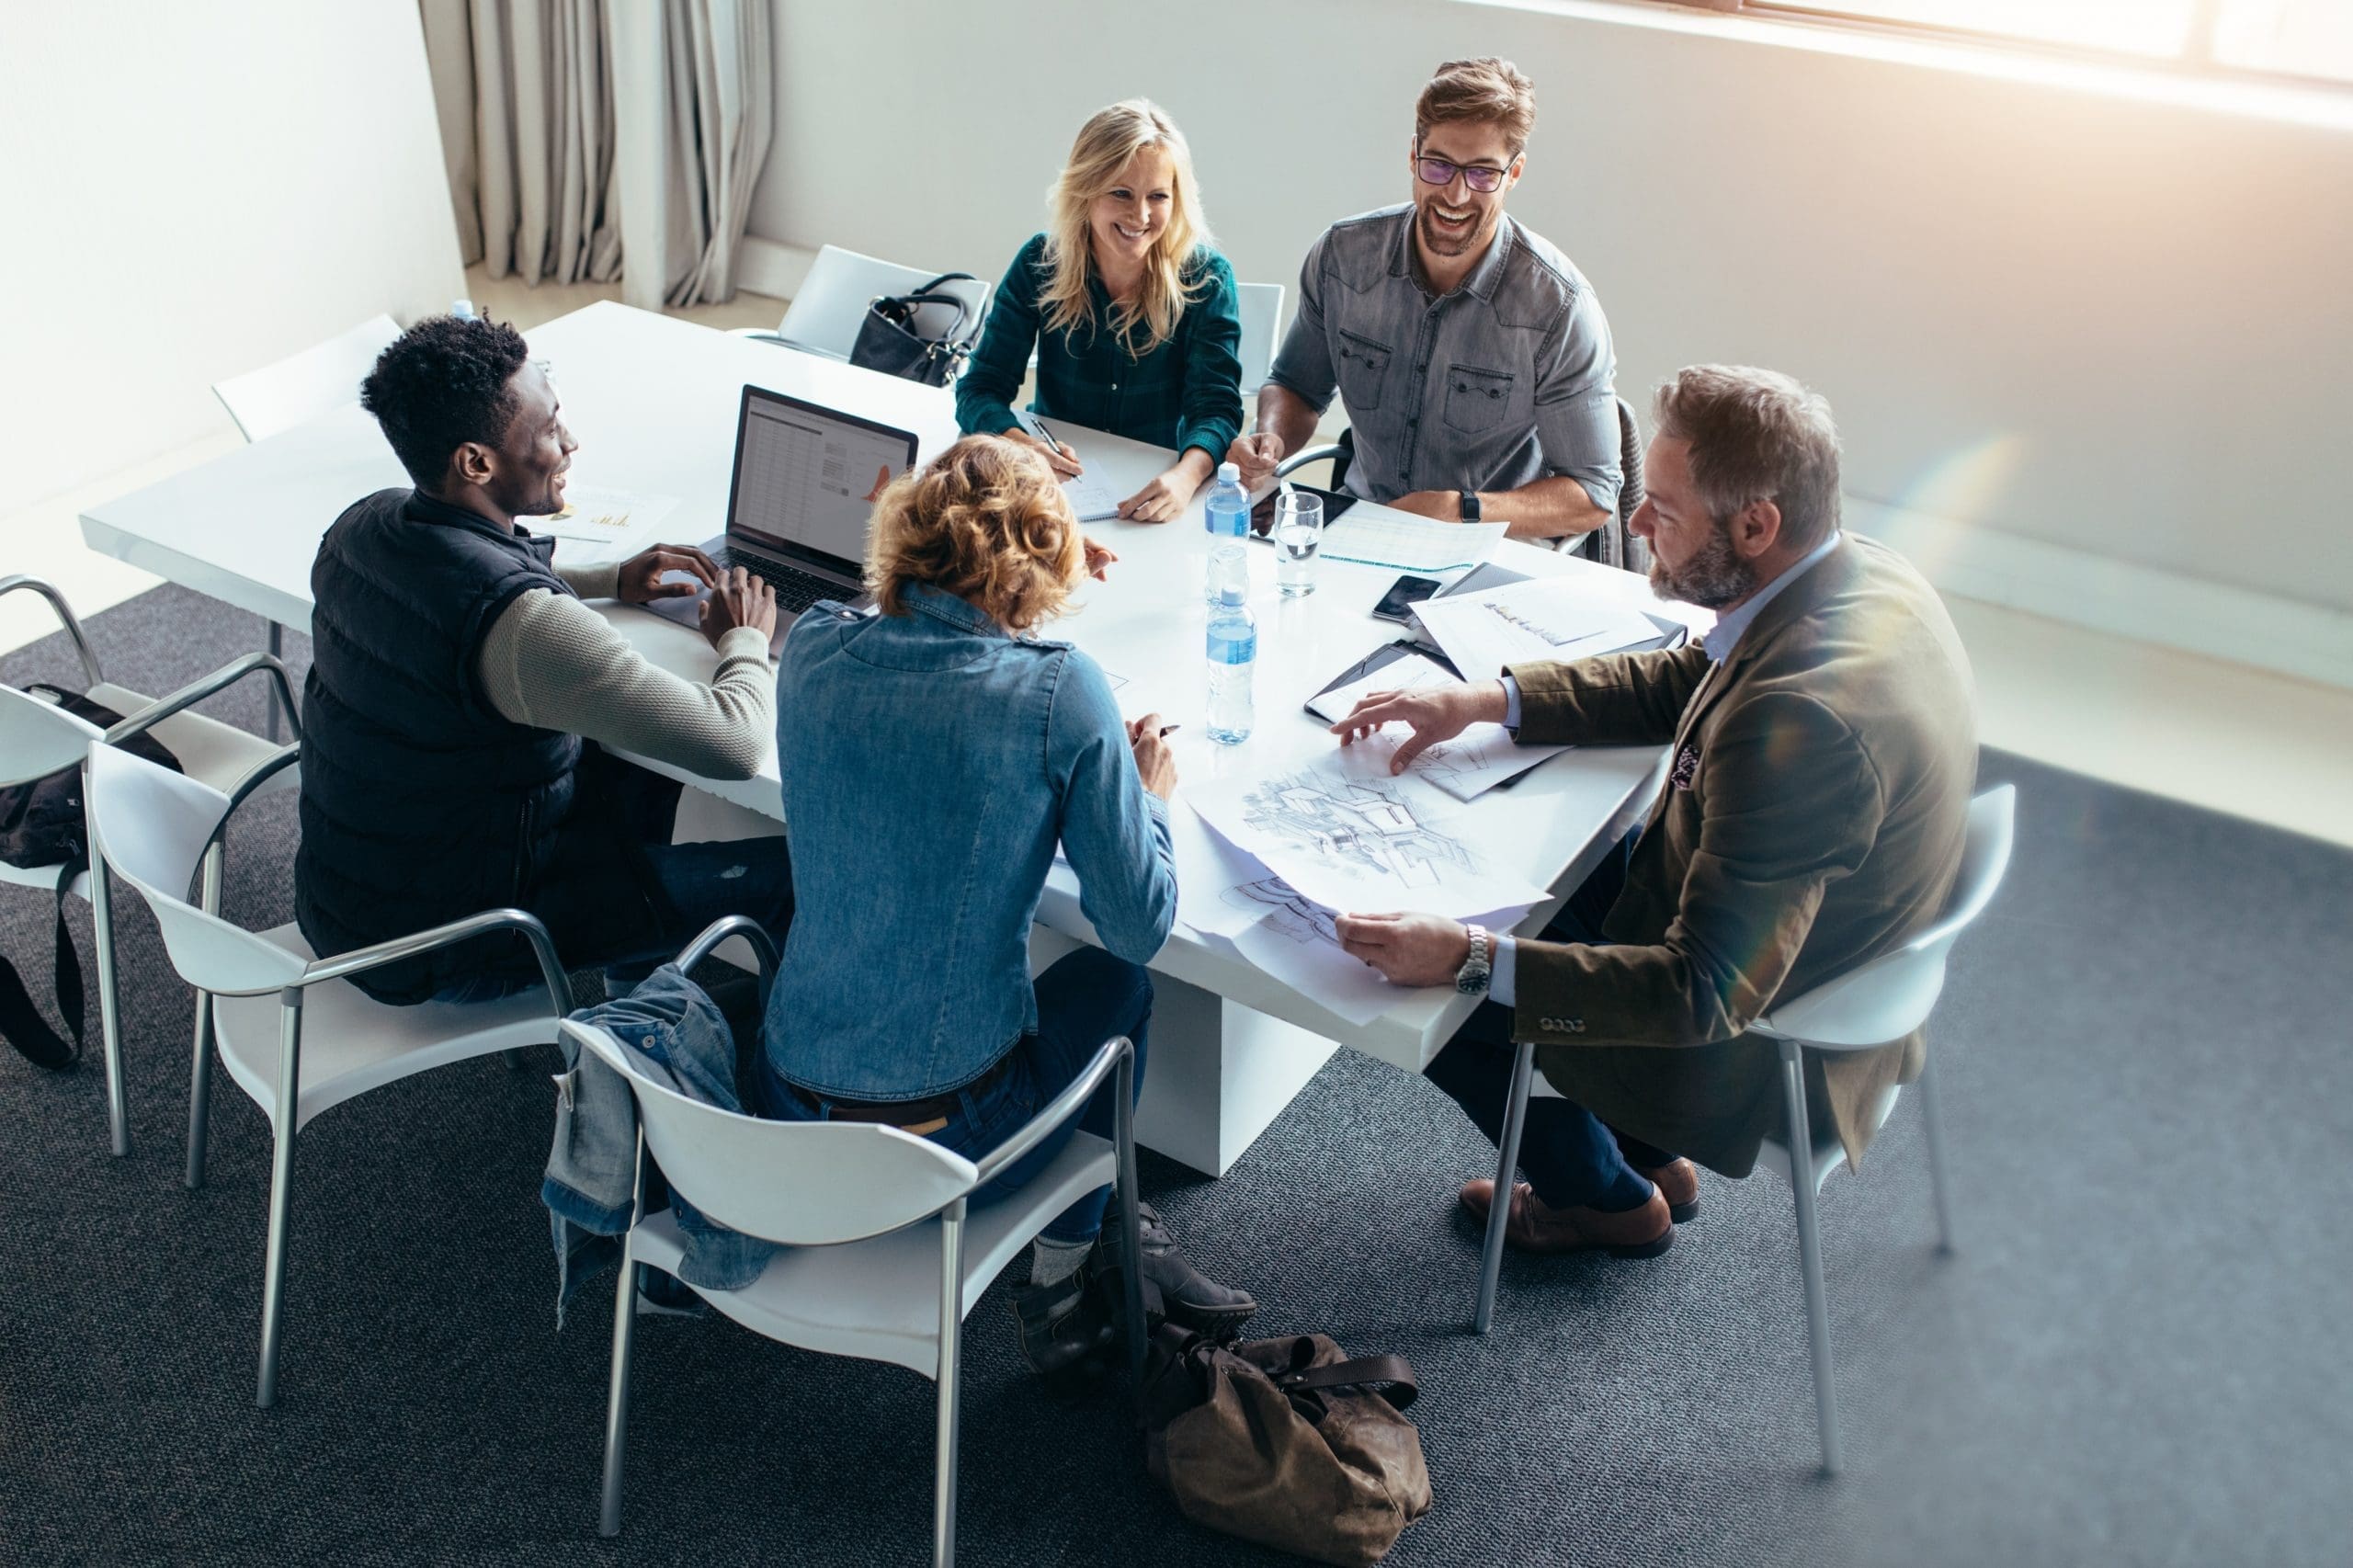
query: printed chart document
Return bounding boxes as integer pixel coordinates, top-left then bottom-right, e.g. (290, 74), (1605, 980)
(527, 484), (680, 563)
(1414, 575), (1663, 683)
(1317, 512), (1508, 574)
(1306, 650), (1572, 801)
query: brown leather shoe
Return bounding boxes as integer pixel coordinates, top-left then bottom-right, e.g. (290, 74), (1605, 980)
(1456, 1178), (1674, 1258)
(1634, 1158), (1699, 1223)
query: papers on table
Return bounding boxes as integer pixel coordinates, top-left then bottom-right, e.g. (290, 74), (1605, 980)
(1317, 511), (1508, 574)
(1413, 574), (1664, 682)
(1304, 650), (1570, 801)
(524, 483), (681, 563)
(1061, 470), (1121, 522)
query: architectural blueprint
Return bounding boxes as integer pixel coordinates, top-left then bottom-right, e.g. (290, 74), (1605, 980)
(1309, 651), (1571, 801)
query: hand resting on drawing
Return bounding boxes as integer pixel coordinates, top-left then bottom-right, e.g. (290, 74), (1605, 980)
(1330, 679), (1511, 774)
(1335, 912), (1472, 988)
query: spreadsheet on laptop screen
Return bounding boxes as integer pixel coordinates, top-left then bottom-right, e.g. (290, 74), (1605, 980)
(731, 397), (910, 562)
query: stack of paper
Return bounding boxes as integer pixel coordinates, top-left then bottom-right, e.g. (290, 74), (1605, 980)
(1304, 650), (1570, 801)
(1413, 574), (1663, 682)
(1317, 511), (1508, 573)
(524, 483), (682, 563)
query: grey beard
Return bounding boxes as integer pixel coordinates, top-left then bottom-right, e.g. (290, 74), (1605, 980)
(1649, 522), (1756, 610)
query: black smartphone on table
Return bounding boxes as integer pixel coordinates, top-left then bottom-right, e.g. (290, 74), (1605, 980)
(1370, 574), (1444, 623)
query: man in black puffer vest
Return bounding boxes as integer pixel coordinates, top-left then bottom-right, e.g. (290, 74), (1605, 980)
(297, 315), (792, 1004)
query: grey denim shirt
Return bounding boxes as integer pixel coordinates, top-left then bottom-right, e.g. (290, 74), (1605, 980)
(1266, 204), (1620, 516)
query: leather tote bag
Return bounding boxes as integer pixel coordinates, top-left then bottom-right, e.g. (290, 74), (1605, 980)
(848, 272), (980, 387)
(1140, 1325), (1433, 1565)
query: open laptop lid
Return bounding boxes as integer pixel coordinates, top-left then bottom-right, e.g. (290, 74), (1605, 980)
(722, 384), (920, 581)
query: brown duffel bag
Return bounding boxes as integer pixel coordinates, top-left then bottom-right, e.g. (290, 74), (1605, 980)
(1140, 1325), (1433, 1566)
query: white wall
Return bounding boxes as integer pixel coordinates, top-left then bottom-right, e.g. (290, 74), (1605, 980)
(749, 0), (2353, 670)
(0, 0), (464, 518)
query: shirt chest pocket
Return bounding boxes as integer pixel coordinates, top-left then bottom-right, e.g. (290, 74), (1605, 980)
(1336, 329), (1392, 413)
(1442, 364), (1516, 435)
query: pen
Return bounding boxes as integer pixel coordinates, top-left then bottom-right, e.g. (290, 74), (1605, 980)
(1030, 415), (1070, 459)
(1158, 723), (1182, 737)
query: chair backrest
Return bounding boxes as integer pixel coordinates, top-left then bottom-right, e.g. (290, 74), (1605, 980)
(1754, 784), (2017, 1050)
(0, 683), (107, 789)
(563, 1019), (983, 1245)
(83, 743), (309, 995)
(776, 245), (989, 363)
(211, 314), (403, 443)
(1235, 281), (1283, 394)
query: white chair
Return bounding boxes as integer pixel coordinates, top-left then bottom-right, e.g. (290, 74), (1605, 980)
(743, 244), (990, 366)
(83, 742), (572, 1407)
(210, 312), (402, 740)
(1, 574), (300, 1158)
(1473, 784), (2018, 1475)
(581, 915), (1147, 1568)
(1234, 280), (1284, 396)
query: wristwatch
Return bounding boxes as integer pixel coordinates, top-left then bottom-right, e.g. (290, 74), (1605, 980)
(1459, 490), (1482, 522)
(1455, 924), (1492, 995)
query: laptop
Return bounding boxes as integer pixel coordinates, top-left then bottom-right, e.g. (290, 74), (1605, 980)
(642, 384), (920, 628)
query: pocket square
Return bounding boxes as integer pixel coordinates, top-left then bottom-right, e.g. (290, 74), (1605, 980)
(1670, 744), (1699, 791)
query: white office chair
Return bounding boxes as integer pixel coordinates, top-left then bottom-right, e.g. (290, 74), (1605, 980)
(1, 574), (299, 1158)
(582, 916), (1147, 1568)
(1234, 280), (1283, 396)
(1473, 784), (2017, 1475)
(743, 244), (990, 366)
(210, 312), (402, 740)
(84, 741), (572, 1408)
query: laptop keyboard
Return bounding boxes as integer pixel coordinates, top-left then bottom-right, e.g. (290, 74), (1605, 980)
(712, 549), (850, 616)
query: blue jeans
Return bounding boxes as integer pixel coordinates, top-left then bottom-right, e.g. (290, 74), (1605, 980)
(763, 948), (1152, 1244)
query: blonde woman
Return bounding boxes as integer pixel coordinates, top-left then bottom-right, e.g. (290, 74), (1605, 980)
(760, 436), (1256, 1387)
(956, 100), (1245, 523)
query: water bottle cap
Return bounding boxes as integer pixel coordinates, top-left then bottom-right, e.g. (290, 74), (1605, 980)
(451, 298), (477, 320)
(1218, 585), (1245, 607)
(1218, 461), (1240, 483)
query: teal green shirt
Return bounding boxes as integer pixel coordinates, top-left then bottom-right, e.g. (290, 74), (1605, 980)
(956, 233), (1244, 464)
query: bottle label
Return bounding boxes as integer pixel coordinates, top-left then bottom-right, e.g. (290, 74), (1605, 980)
(1206, 624), (1257, 665)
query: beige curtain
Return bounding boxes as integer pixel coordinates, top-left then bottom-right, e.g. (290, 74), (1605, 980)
(416, 0), (768, 305)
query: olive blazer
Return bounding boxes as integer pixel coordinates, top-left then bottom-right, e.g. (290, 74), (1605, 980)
(1506, 536), (1977, 1174)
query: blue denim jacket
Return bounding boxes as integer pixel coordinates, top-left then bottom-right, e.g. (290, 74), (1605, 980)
(762, 584), (1176, 1100)
(543, 964), (778, 1324)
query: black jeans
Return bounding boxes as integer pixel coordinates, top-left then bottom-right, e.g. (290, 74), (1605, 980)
(1423, 830), (1670, 1211)
(435, 750), (794, 1004)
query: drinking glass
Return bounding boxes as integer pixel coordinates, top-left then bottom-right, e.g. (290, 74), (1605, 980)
(1272, 491), (1324, 597)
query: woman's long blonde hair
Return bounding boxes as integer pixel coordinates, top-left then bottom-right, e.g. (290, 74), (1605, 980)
(1039, 99), (1211, 358)
(866, 436), (1082, 632)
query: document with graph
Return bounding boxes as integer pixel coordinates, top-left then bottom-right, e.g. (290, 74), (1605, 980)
(1317, 511), (1507, 573)
(1412, 574), (1664, 682)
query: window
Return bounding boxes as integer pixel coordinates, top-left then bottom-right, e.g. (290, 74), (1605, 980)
(1671, 1), (2353, 85)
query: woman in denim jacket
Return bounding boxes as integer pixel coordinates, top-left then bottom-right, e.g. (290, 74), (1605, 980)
(761, 436), (1254, 1385)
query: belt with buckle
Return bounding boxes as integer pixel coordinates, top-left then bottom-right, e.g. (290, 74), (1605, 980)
(788, 1050), (1017, 1137)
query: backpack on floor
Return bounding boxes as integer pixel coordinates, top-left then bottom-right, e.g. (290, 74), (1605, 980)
(0, 684), (181, 1070)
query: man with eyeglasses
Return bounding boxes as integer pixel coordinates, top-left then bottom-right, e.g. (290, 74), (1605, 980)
(1227, 57), (1620, 543)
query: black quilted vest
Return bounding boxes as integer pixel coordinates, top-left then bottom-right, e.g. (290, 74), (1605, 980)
(294, 488), (582, 1002)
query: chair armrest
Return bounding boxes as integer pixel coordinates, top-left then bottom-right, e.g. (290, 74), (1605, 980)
(1273, 444), (1346, 480)
(104, 652), (303, 747)
(673, 915), (779, 994)
(222, 744), (301, 814)
(0, 574), (104, 687)
(972, 1034), (1132, 1187)
(299, 907), (573, 1017)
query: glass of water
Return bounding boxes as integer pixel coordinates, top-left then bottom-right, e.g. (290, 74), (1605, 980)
(1272, 491), (1324, 597)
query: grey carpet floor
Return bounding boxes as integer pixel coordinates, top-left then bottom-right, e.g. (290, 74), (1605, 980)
(4, 585), (2348, 1568)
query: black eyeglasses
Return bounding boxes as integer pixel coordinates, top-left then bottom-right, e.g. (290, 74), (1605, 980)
(1415, 154), (1509, 194)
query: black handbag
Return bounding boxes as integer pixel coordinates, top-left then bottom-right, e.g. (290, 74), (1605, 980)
(0, 685), (182, 1071)
(848, 272), (981, 387)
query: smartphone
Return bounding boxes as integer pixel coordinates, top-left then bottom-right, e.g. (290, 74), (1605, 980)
(1370, 574), (1444, 624)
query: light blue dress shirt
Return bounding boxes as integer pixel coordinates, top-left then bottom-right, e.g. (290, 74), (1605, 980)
(1485, 532), (1843, 1006)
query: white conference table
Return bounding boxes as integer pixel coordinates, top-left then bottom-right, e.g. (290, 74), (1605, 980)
(82, 301), (1699, 1176)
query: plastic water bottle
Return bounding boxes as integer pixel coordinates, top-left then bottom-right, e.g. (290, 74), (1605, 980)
(1205, 553), (1256, 745)
(1203, 460), (1250, 604)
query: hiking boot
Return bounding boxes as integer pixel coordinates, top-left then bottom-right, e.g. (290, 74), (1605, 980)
(1010, 1271), (1116, 1400)
(1088, 1201), (1256, 1335)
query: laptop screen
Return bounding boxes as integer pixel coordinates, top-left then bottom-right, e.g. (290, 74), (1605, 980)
(723, 386), (918, 576)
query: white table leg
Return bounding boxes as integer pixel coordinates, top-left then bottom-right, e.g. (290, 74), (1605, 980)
(1031, 928), (1334, 1177)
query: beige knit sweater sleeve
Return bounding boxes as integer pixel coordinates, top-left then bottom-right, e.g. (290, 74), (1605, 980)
(475, 574), (775, 781)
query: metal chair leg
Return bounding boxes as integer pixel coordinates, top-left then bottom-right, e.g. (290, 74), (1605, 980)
(1914, 1058), (1957, 1256)
(1112, 1048), (1147, 1390)
(264, 621), (284, 743)
(1473, 1038), (1536, 1334)
(598, 1244), (641, 1537)
(934, 1197), (968, 1568)
(185, 843), (224, 1189)
(256, 989), (304, 1408)
(1780, 1040), (1841, 1476)
(87, 859), (131, 1157)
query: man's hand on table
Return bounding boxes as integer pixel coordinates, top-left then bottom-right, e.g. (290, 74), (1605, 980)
(698, 565), (778, 648)
(613, 542), (718, 605)
(1330, 679), (1510, 774)
(1336, 912), (1472, 987)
